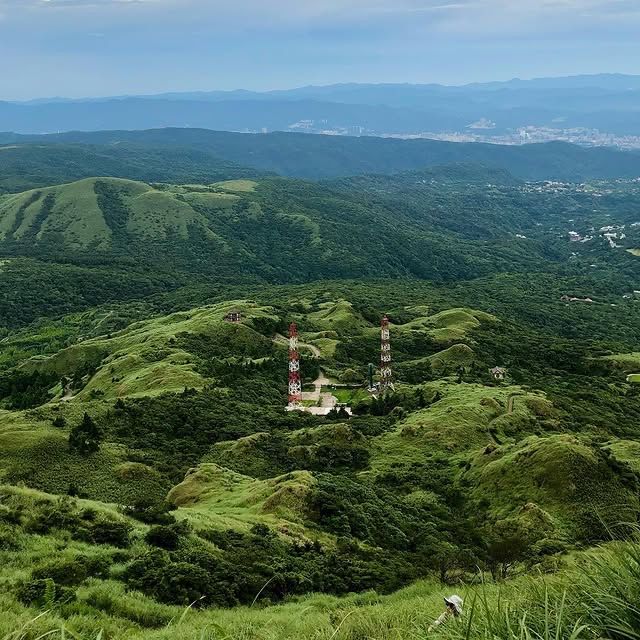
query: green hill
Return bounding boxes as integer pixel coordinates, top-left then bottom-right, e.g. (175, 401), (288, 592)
(0, 279), (638, 637)
(0, 168), (589, 330)
(0, 142), (262, 194)
(0, 140), (640, 637)
(0, 177), (231, 249)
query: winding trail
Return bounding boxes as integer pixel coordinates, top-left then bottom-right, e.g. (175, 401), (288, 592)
(507, 393), (524, 414)
(273, 333), (321, 358)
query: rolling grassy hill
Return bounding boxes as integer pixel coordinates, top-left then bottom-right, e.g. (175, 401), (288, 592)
(1, 167), (599, 331)
(0, 177), (240, 249)
(0, 283), (638, 638)
(0, 139), (639, 637)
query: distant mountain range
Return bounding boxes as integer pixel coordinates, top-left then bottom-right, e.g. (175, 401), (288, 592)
(2, 74), (640, 140)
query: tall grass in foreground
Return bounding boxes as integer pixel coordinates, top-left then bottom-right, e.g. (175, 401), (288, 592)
(440, 538), (640, 640)
(6, 538), (640, 640)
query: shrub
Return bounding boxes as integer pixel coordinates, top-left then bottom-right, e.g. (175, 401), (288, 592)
(155, 562), (210, 605)
(69, 412), (101, 455)
(123, 550), (211, 605)
(26, 497), (81, 534)
(0, 523), (20, 550)
(33, 558), (88, 586)
(145, 524), (181, 550)
(32, 554), (114, 586)
(16, 578), (76, 607)
(80, 518), (132, 548)
(122, 498), (176, 525)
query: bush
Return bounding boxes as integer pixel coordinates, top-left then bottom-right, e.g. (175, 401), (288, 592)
(146, 524), (182, 550)
(122, 498), (176, 525)
(26, 497), (81, 534)
(69, 412), (101, 455)
(0, 523), (20, 550)
(123, 550), (212, 606)
(32, 554), (114, 586)
(32, 558), (89, 586)
(155, 562), (210, 605)
(16, 578), (76, 607)
(80, 518), (132, 548)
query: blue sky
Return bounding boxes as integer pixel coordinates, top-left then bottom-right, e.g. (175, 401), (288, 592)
(1, 0), (639, 99)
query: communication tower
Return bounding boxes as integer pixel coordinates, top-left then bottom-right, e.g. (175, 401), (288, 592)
(287, 322), (302, 410)
(380, 315), (393, 392)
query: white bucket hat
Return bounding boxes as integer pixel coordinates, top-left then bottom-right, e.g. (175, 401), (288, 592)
(444, 595), (463, 614)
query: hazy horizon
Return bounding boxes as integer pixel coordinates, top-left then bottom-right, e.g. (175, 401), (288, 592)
(1, 0), (639, 101)
(4, 72), (640, 104)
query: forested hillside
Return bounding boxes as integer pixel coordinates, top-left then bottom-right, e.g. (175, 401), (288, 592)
(2, 128), (640, 184)
(0, 143), (262, 194)
(3, 167), (640, 330)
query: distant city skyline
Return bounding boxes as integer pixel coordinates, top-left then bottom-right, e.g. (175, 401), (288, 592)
(1, 0), (639, 100)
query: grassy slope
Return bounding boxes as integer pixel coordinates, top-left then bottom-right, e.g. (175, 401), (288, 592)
(168, 464), (315, 538)
(0, 291), (638, 637)
(1, 534), (639, 640)
(0, 178), (226, 248)
(23, 300), (278, 400)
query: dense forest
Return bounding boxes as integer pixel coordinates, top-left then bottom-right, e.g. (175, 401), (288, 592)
(2, 128), (640, 185)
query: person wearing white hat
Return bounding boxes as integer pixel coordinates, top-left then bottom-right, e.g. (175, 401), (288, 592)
(428, 594), (464, 632)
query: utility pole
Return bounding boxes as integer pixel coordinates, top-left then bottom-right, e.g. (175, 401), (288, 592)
(287, 322), (302, 410)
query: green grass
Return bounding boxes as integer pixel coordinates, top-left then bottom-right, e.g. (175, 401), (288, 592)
(0, 177), (251, 249)
(466, 433), (640, 538)
(601, 352), (640, 372)
(307, 300), (369, 332)
(321, 387), (368, 404)
(605, 439), (640, 473)
(399, 307), (497, 344)
(167, 464), (315, 538)
(365, 381), (541, 476)
(0, 179), (111, 248)
(23, 300), (278, 400)
(0, 420), (169, 504)
(3, 537), (640, 640)
(214, 179), (258, 193)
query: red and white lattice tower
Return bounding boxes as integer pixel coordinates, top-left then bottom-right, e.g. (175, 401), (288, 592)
(380, 315), (393, 392)
(287, 322), (303, 410)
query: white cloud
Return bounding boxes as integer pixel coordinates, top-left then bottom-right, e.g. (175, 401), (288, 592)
(2, 0), (639, 35)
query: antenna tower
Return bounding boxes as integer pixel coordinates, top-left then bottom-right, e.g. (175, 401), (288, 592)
(288, 322), (302, 410)
(380, 315), (393, 392)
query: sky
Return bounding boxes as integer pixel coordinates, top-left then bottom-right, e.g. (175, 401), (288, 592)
(1, 0), (639, 100)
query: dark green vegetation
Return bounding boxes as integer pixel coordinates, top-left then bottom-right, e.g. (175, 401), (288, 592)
(2, 164), (640, 330)
(0, 141), (263, 194)
(2, 128), (640, 185)
(0, 138), (639, 638)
